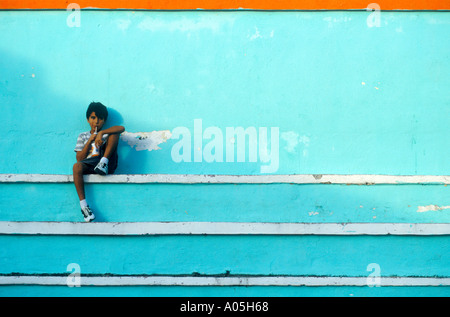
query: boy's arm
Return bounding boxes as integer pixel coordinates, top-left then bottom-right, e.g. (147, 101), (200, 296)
(100, 125), (125, 135)
(95, 126), (125, 148)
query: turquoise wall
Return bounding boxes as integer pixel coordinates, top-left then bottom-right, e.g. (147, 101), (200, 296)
(0, 11), (449, 175)
(0, 10), (449, 296)
(1, 183), (450, 223)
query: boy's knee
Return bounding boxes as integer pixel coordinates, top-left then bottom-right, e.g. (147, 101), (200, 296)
(73, 162), (84, 174)
(105, 134), (120, 148)
(107, 133), (119, 142)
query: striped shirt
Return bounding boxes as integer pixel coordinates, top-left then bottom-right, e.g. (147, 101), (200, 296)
(74, 131), (109, 159)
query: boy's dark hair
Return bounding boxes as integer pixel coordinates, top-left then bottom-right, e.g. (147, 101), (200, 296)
(86, 102), (108, 121)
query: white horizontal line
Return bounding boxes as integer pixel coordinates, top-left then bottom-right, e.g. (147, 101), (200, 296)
(1, 173), (450, 184)
(0, 222), (448, 236)
(1, 275), (449, 287)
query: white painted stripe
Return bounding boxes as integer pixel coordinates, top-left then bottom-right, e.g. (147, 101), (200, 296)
(0, 275), (449, 287)
(0, 173), (449, 184)
(0, 222), (448, 236)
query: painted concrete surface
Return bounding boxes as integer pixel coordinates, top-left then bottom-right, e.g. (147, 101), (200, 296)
(0, 235), (449, 277)
(0, 11), (449, 175)
(2, 0), (449, 10)
(1, 285), (449, 297)
(2, 222), (448, 236)
(3, 275), (450, 287)
(1, 183), (449, 223)
(2, 173), (450, 184)
(0, 10), (449, 296)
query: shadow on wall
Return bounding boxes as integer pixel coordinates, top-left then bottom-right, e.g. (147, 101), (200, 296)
(0, 48), (155, 221)
(0, 49), (83, 174)
(0, 49), (152, 175)
(105, 107), (126, 170)
(103, 107), (155, 175)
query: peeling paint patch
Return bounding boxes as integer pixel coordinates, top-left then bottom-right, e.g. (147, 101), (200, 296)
(116, 19), (131, 31)
(281, 131), (310, 154)
(120, 131), (172, 151)
(248, 27), (262, 40)
(417, 205), (450, 213)
(137, 15), (235, 34)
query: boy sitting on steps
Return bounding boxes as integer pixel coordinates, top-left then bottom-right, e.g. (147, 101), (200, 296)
(73, 102), (125, 222)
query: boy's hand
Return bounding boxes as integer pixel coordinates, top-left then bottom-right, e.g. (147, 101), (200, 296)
(95, 132), (104, 148)
(88, 132), (97, 144)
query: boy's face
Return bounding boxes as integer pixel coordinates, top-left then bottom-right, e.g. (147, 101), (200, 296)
(87, 112), (105, 132)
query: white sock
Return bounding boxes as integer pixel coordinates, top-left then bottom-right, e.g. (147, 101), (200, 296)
(80, 199), (88, 209)
(100, 157), (109, 165)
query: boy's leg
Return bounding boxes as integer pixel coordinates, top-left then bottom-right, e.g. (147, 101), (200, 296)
(102, 134), (119, 160)
(73, 162), (95, 222)
(73, 162), (88, 201)
(94, 134), (119, 175)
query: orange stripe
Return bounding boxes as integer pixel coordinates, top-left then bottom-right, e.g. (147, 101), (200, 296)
(1, 0), (449, 10)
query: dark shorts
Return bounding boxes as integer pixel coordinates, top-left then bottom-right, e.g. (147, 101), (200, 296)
(81, 144), (118, 175)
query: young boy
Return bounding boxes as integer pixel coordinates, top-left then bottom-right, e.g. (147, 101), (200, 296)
(73, 102), (125, 222)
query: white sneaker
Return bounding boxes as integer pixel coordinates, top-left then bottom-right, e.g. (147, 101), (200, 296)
(94, 161), (108, 175)
(81, 205), (95, 222)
